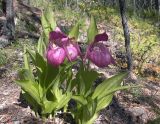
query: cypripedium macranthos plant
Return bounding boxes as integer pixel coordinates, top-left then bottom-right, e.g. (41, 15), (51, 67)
(15, 8), (136, 123)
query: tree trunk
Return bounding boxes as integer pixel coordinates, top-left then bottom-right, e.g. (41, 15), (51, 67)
(155, 0), (160, 15)
(65, 0), (68, 8)
(119, 0), (132, 71)
(1, 0), (6, 15)
(6, 0), (15, 40)
(112, 0), (116, 6)
(133, 0), (136, 15)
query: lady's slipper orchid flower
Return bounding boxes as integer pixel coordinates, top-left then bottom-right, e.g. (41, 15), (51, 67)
(86, 32), (115, 68)
(46, 27), (80, 66)
(47, 44), (66, 66)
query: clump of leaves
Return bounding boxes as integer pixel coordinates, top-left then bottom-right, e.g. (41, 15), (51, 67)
(15, 7), (137, 124)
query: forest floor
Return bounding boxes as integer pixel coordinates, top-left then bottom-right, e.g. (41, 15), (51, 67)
(0, 43), (160, 124)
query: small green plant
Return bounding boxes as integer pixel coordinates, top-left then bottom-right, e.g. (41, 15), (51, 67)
(130, 87), (142, 99)
(0, 50), (7, 66)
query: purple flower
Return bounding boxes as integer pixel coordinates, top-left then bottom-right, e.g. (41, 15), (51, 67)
(86, 32), (115, 68)
(47, 44), (66, 67)
(49, 27), (69, 46)
(66, 43), (79, 61)
(47, 27), (80, 66)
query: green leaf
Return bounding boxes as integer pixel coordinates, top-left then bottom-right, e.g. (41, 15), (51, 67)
(69, 22), (80, 40)
(38, 83), (44, 100)
(23, 47), (30, 70)
(41, 12), (50, 37)
(56, 92), (72, 109)
(35, 52), (46, 73)
(76, 66), (98, 96)
(37, 35), (47, 56)
(35, 54), (59, 89)
(51, 61), (76, 91)
(17, 69), (42, 106)
(99, 85), (140, 100)
(42, 89), (65, 114)
(46, 90), (57, 101)
(41, 7), (56, 39)
(82, 105), (91, 123)
(87, 98), (97, 118)
(18, 69), (34, 82)
(48, 63), (74, 92)
(22, 91), (41, 113)
(82, 70), (98, 96)
(75, 70), (85, 95)
(49, 88), (72, 111)
(96, 94), (113, 112)
(87, 16), (98, 43)
(26, 48), (36, 65)
(80, 98), (97, 124)
(66, 68), (74, 91)
(48, 72), (61, 92)
(72, 95), (88, 105)
(95, 85), (140, 112)
(43, 100), (57, 114)
(15, 80), (41, 105)
(86, 113), (99, 124)
(43, 63), (59, 88)
(45, 7), (56, 31)
(92, 72), (128, 99)
(54, 88), (63, 102)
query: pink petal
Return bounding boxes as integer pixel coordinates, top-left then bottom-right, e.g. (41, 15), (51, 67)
(49, 27), (67, 42)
